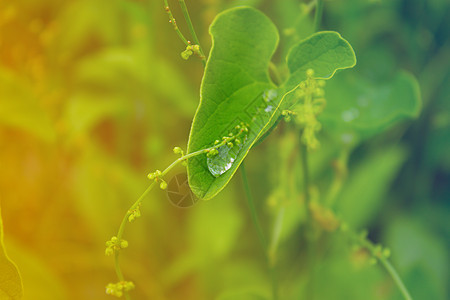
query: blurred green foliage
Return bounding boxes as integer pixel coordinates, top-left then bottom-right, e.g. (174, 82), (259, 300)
(0, 0), (448, 299)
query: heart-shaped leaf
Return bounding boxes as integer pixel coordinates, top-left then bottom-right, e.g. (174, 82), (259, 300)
(187, 7), (356, 200)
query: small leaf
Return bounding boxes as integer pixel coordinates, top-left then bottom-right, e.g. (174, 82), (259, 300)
(285, 31), (357, 90)
(0, 205), (23, 299)
(187, 7), (356, 199)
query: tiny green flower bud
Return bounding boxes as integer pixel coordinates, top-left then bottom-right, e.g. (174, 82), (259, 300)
(120, 240), (128, 249)
(160, 180), (168, 190)
(382, 248), (391, 258)
(173, 146), (182, 154)
(214, 140), (220, 145)
(181, 49), (193, 60)
(105, 247), (114, 256)
(227, 142), (233, 148)
(306, 69), (314, 78)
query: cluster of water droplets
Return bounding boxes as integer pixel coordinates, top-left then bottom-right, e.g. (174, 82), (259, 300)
(207, 89), (279, 177)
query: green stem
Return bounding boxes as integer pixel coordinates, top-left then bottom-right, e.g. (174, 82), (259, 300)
(178, 0), (206, 66)
(111, 141), (229, 299)
(358, 237), (413, 300)
(313, 0), (324, 32)
(325, 148), (349, 207)
(300, 143), (310, 215)
(163, 0), (189, 46)
(381, 259), (413, 300)
(300, 139), (315, 299)
(241, 163), (267, 250)
(240, 163), (278, 300)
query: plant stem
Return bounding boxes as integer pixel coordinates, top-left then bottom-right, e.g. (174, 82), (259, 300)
(111, 141), (229, 298)
(300, 139), (315, 299)
(240, 163), (278, 300)
(241, 163), (267, 250)
(163, 0), (189, 46)
(358, 237), (413, 300)
(313, 0), (324, 32)
(325, 148), (349, 207)
(178, 0), (206, 66)
(300, 143), (310, 214)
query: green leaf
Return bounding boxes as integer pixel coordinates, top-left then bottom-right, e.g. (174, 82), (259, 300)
(285, 31), (357, 90)
(0, 205), (23, 299)
(187, 7), (356, 200)
(320, 71), (422, 142)
(187, 7), (279, 199)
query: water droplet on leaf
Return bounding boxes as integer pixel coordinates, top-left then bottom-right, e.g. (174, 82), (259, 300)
(207, 142), (244, 177)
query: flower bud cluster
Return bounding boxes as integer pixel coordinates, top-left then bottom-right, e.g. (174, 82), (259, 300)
(206, 122), (249, 158)
(105, 236), (128, 256)
(148, 169), (168, 190)
(181, 43), (201, 60)
(127, 203), (141, 223)
(105, 281), (135, 297)
(291, 69), (327, 150)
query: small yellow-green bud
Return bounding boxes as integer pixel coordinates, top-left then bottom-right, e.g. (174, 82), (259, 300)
(105, 247), (114, 256)
(173, 146), (182, 154)
(227, 142), (233, 148)
(120, 240), (128, 249)
(306, 69), (314, 78)
(160, 180), (167, 190)
(181, 49), (193, 60)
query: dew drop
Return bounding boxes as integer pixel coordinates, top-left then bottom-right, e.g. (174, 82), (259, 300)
(207, 142), (244, 177)
(264, 105), (273, 113)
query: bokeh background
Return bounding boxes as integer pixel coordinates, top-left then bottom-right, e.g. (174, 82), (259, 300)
(0, 0), (448, 299)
